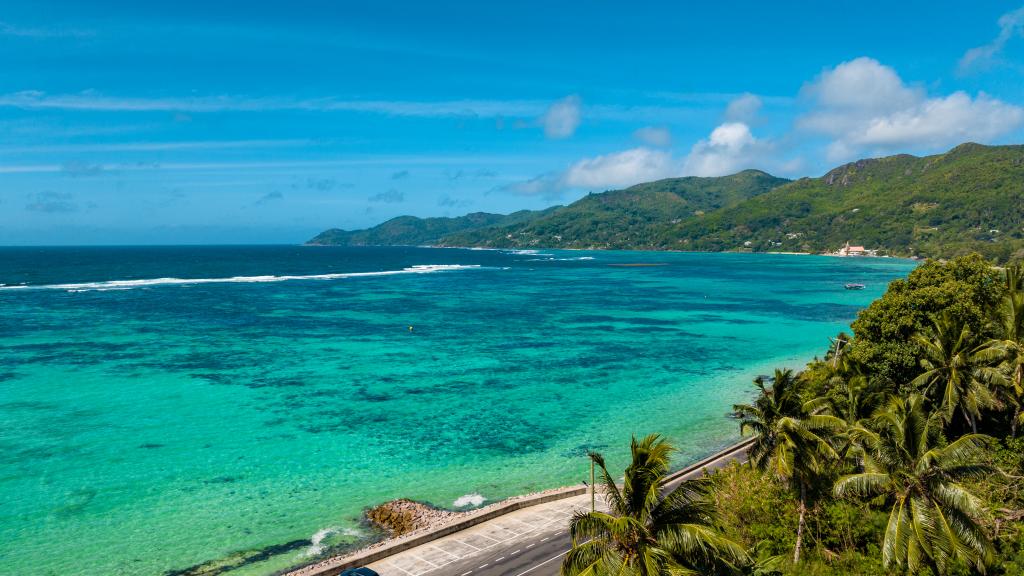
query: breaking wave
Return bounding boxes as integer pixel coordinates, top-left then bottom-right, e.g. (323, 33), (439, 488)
(0, 264), (482, 293)
(305, 526), (363, 556)
(452, 493), (486, 508)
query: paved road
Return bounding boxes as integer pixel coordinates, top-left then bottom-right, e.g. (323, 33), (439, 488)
(368, 441), (750, 576)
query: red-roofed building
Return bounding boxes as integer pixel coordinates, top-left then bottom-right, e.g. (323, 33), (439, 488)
(838, 242), (867, 256)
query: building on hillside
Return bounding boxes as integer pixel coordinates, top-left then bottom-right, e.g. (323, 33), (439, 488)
(838, 242), (866, 256)
(833, 242), (878, 257)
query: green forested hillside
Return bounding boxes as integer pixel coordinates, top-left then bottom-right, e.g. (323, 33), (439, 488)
(308, 170), (787, 249)
(666, 143), (1024, 261)
(306, 208), (556, 246)
(308, 143), (1024, 262)
(443, 169), (788, 249)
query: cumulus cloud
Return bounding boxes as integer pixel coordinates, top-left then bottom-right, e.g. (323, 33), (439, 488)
(26, 191), (78, 213)
(959, 6), (1024, 74)
(502, 122), (779, 195)
(682, 122), (775, 177)
(632, 126), (672, 147)
(724, 93), (763, 123)
(799, 57), (1024, 162)
(368, 189), (404, 203)
(804, 58), (920, 113)
(541, 95), (581, 139)
(564, 148), (675, 188)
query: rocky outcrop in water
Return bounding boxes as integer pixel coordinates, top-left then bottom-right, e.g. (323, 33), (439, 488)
(366, 499), (460, 537)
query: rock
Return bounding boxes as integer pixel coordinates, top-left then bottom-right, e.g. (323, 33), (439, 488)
(366, 499), (460, 537)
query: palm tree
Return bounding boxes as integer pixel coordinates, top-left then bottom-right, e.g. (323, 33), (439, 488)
(561, 434), (746, 576)
(834, 394), (995, 575)
(979, 265), (1024, 435)
(911, 313), (997, 432)
(733, 369), (842, 564)
(806, 372), (884, 466)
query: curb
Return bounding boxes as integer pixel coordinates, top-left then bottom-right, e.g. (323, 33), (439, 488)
(660, 437), (756, 488)
(286, 438), (753, 576)
(284, 486), (586, 576)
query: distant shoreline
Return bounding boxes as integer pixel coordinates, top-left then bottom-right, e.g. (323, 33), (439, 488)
(305, 242), (920, 263)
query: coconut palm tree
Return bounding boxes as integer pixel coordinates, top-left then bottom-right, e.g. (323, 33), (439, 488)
(978, 265), (1024, 435)
(806, 372), (885, 466)
(561, 434), (746, 576)
(733, 369), (842, 564)
(834, 394), (995, 575)
(911, 313), (998, 432)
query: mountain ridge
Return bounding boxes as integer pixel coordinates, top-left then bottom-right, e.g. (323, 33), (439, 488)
(308, 143), (1024, 262)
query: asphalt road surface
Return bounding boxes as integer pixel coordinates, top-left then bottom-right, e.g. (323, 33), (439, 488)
(425, 440), (753, 569)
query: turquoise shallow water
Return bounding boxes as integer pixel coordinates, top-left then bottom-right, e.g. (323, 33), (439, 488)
(0, 246), (916, 576)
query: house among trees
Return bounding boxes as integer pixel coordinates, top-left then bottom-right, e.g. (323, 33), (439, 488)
(837, 241), (867, 256)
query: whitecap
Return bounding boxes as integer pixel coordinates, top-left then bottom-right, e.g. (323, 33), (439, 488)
(453, 493), (486, 508)
(1, 264), (484, 293)
(305, 526), (363, 556)
(504, 249), (552, 256)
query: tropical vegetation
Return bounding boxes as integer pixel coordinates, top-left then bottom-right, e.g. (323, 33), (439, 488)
(561, 434), (747, 575)
(309, 143), (1024, 263)
(562, 255), (1024, 575)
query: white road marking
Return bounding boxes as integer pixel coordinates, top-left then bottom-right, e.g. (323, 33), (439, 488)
(526, 543), (535, 548)
(384, 561), (416, 576)
(461, 572), (472, 576)
(414, 554), (440, 568)
(512, 549), (521, 555)
(460, 539), (482, 551)
(479, 564), (488, 569)
(496, 556), (505, 562)
(540, 537), (549, 542)
(511, 550), (567, 576)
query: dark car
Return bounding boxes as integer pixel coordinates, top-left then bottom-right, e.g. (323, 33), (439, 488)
(339, 569), (379, 576)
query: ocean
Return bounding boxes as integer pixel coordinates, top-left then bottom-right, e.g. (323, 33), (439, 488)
(0, 246), (916, 575)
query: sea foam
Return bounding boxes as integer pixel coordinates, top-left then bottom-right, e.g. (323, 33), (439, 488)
(452, 493), (486, 508)
(0, 264), (482, 292)
(305, 526), (363, 556)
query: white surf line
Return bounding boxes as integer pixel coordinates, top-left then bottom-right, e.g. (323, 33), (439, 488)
(5, 264), (485, 292)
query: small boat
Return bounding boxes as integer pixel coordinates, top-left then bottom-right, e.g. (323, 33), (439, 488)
(845, 283), (866, 290)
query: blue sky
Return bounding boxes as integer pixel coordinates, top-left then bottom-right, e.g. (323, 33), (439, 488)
(2, 1), (1024, 244)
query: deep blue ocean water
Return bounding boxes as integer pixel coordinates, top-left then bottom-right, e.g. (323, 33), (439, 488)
(0, 246), (916, 575)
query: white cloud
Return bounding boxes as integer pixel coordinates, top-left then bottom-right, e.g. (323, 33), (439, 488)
(564, 147), (675, 188)
(803, 57), (920, 114)
(0, 90), (550, 117)
(541, 95), (582, 139)
(959, 6), (1024, 74)
(632, 126), (672, 147)
(799, 57), (1024, 162)
(724, 93), (763, 123)
(682, 122), (766, 177)
(0, 139), (314, 154)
